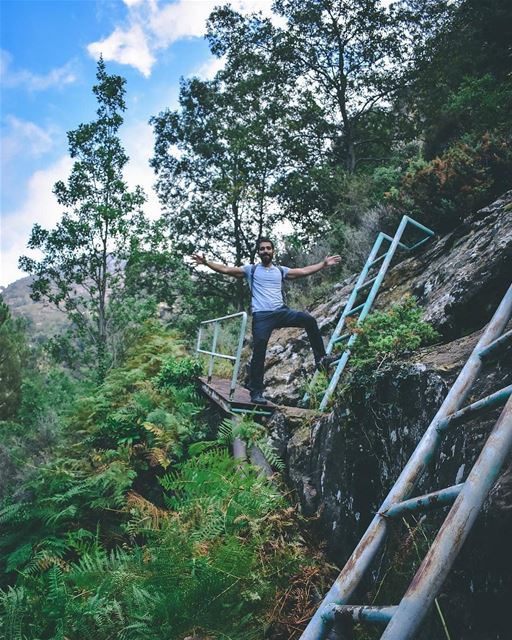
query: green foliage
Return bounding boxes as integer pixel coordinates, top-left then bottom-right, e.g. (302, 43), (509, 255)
(154, 356), (203, 390)
(347, 296), (439, 372)
(0, 320), (324, 638)
(388, 132), (512, 232)
(0, 296), (28, 421)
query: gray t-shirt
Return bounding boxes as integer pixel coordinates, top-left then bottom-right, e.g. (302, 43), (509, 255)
(243, 264), (290, 313)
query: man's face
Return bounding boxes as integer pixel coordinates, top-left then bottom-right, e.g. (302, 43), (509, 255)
(258, 242), (274, 265)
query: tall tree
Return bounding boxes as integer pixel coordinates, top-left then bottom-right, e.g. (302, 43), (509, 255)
(210, 0), (410, 174)
(150, 60), (294, 308)
(19, 59), (148, 379)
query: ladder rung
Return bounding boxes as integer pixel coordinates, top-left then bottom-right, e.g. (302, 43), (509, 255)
(355, 276), (378, 292)
(478, 329), (512, 361)
(406, 236), (431, 251)
(436, 384), (512, 432)
(345, 303), (365, 316)
(369, 252), (388, 267)
(321, 604), (397, 624)
(381, 484), (463, 518)
(333, 333), (351, 343)
(381, 233), (409, 250)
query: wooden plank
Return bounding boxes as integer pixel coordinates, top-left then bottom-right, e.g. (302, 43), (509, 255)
(199, 375), (277, 410)
(198, 376), (321, 419)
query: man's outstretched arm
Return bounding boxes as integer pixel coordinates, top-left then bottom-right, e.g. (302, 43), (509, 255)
(287, 255), (341, 280)
(190, 253), (245, 278)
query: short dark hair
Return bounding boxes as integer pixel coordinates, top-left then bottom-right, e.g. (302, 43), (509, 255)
(256, 236), (274, 250)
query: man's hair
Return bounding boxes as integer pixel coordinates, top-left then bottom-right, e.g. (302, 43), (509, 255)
(256, 236), (274, 250)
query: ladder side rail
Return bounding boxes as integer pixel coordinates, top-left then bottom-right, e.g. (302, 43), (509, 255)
(404, 215), (436, 238)
(325, 232), (388, 355)
(318, 215), (412, 412)
(299, 282), (512, 640)
(303, 233), (388, 405)
(381, 393), (512, 640)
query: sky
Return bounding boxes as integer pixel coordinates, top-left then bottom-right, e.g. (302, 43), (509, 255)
(0, 0), (279, 288)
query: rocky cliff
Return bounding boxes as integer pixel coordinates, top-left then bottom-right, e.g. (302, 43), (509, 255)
(264, 191), (512, 639)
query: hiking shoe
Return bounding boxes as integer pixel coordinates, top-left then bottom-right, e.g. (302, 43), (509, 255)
(316, 354), (339, 374)
(250, 392), (269, 405)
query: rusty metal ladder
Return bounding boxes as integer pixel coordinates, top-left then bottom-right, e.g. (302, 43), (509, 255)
(300, 282), (512, 640)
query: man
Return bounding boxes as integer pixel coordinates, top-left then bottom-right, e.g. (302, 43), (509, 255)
(192, 238), (341, 404)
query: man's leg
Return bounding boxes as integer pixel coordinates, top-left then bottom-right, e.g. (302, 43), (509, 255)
(249, 311), (276, 398)
(276, 308), (326, 365)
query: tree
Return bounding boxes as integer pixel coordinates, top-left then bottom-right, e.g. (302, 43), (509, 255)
(150, 62), (294, 309)
(203, 0), (424, 244)
(403, 0), (512, 155)
(19, 59), (148, 379)
(0, 296), (28, 420)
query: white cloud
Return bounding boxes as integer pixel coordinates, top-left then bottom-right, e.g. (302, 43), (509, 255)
(0, 118), (164, 287)
(87, 23), (156, 78)
(0, 49), (77, 91)
(87, 0), (278, 77)
(0, 156), (72, 287)
(1, 116), (58, 165)
(190, 55), (226, 80)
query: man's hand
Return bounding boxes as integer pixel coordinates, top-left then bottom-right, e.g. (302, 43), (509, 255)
(191, 252), (207, 266)
(323, 255), (341, 268)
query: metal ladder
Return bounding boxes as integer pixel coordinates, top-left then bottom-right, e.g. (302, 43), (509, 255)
(300, 282), (512, 640)
(304, 215), (435, 411)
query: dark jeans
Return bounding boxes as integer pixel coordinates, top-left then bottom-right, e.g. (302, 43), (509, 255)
(249, 306), (326, 394)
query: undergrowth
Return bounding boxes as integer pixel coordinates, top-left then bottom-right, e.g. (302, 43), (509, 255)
(303, 297), (439, 409)
(0, 319), (328, 639)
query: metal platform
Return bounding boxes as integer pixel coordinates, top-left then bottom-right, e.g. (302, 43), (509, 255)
(199, 375), (318, 419)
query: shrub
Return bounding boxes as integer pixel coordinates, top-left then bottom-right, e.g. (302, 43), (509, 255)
(347, 296), (439, 372)
(387, 132), (512, 232)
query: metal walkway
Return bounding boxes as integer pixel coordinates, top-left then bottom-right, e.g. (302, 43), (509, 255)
(304, 215), (434, 411)
(299, 282), (512, 640)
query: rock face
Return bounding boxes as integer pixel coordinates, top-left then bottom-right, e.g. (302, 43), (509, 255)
(265, 192), (512, 639)
(263, 191), (512, 406)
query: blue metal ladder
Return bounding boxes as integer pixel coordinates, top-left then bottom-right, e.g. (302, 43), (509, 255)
(300, 282), (512, 640)
(304, 215), (435, 411)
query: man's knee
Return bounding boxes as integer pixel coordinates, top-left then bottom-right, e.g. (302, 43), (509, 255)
(297, 311), (317, 327)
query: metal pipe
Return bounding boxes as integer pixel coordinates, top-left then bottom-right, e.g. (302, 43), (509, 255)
(299, 282), (512, 640)
(319, 335), (356, 411)
(381, 392), (512, 639)
(230, 312), (248, 399)
(380, 484), (464, 518)
(199, 311), (248, 325)
(478, 328), (512, 360)
(197, 349), (237, 360)
(405, 215), (436, 237)
(207, 322), (219, 382)
(230, 407), (273, 416)
(435, 384), (512, 432)
(321, 604), (398, 625)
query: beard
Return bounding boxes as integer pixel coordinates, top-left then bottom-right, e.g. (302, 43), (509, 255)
(260, 253), (272, 265)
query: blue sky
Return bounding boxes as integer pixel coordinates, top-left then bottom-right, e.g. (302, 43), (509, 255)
(1, 0), (277, 287)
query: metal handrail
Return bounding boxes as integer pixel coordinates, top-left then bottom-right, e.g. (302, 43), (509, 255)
(196, 311), (248, 400)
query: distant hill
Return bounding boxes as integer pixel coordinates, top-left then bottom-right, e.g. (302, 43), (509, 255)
(1, 276), (69, 343)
